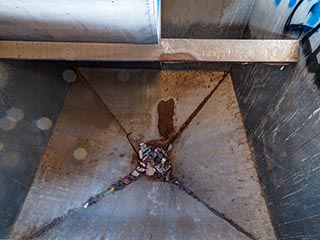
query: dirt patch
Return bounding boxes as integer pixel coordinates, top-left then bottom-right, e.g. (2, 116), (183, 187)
(157, 98), (175, 139)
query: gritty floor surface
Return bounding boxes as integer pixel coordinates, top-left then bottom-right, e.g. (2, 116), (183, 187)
(10, 69), (276, 240)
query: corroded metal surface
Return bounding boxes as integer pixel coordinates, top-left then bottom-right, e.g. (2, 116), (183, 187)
(79, 69), (225, 142)
(0, 39), (300, 62)
(10, 70), (275, 239)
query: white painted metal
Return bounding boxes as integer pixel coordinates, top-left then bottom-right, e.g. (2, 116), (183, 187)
(0, 39), (300, 62)
(0, 0), (160, 44)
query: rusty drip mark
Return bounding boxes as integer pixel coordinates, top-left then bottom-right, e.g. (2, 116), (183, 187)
(170, 175), (257, 240)
(157, 98), (175, 139)
(159, 52), (198, 61)
(164, 72), (229, 151)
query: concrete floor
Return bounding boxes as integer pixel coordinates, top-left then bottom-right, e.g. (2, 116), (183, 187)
(10, 69), (276, 240)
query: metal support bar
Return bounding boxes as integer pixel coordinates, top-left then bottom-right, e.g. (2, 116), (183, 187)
(0, 39), (299, 62)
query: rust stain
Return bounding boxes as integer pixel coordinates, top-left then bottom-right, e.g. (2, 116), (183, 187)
(158, 71), (225, 99)
(157, 98), (175, 139)
(159, 52), (197, 61)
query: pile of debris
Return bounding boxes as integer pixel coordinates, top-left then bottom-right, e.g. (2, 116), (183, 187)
(136, 142), (172, 179)
(83, 142), (175, 208)
(110, 142), (172, 191)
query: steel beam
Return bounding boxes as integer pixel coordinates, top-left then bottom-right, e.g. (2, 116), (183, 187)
(0, 39), (299, 62)
(0, 0), (160, 44)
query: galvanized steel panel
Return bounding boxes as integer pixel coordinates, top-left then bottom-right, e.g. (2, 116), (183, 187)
(0, 0), (161, 44)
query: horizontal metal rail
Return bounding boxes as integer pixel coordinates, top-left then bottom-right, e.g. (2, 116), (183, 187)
(0, 39), (299, 62)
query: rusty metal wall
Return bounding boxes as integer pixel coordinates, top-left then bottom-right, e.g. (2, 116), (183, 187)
(231, 1), (320, 239)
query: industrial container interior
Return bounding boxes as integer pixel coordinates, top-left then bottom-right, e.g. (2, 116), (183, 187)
(0, 1), (320, 240)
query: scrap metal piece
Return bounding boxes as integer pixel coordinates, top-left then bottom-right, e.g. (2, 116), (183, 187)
(146, 164), (156, 176)
(131, 170), (140, 177)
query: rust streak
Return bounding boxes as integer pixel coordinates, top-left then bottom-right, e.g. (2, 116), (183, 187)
(159, 52), (198, 61)
(157, 98), (175, 139)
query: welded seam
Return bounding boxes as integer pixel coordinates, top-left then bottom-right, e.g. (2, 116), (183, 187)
(162, 72), (257, 239)
(19, 183), (120, 239)
(18, 183), (126, 239)
(18, 208), (78, 240)
(76, 70), (139, 154)
(164, 71), (228, 150)
(18, 71), (134, 239)
(170, 175), (257, 240)
(76, 70), (129, 135)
